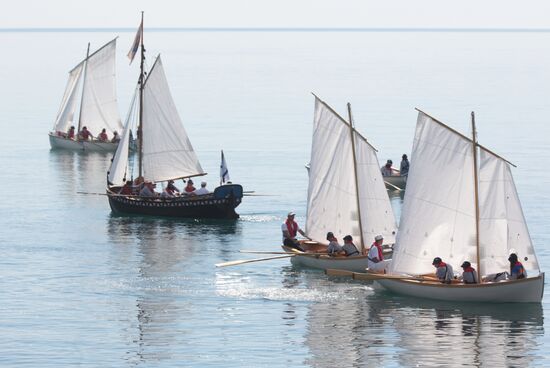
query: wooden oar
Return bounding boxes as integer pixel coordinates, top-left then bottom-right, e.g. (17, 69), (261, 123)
(326, 269), (355, 277)
(215, 254), (295, 267)
(77, 191), (134, 197)
(239, 250), (328, 256)
(384, 181), (403, 192)
(352, 272), (435, 282)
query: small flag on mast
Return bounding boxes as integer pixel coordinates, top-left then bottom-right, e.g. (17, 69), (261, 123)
(127, 19), (143, 64)
(220, 150), (230, 185)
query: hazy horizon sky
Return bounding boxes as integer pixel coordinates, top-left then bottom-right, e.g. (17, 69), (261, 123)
(3, 0), (550, 29)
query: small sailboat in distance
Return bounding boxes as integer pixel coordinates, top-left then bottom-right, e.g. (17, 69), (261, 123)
(106, 13), (243, 219)
(49, 38), (125, 152)
(362, 109), (544, 303)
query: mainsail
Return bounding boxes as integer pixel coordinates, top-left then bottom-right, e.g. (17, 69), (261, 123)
(390, 110), (540, 277)
(79, 38), (123, 136)
(52, 38), (122, 137)
(141, 56), (204, 182)
(52, 62), (84, 133)
(305, 96), (397, 247)
(389, 111), (477, 276)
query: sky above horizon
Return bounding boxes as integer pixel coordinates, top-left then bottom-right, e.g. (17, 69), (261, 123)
(3, 0), (550, 29)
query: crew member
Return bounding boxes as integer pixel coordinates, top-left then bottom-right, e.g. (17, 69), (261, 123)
(460, 261), (478, 284)
(508, 253), (527, 280)
(367, 235), (386, 272)
(432, 257), (454, 284)
(281, 212), (309, 251)
(342, 235), (360, 257)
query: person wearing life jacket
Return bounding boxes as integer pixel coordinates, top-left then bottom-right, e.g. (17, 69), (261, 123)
(78, 126), (93, 141)
(508, 253), (527, 280)
(342, 235), (361, 257)
(184, 179), (196, 193)
(326, 232), (343, 256)
(281, 212), (310, 251)
(98, 128), (108, 142)
(367, 235), (386, 272)
(460, 261), (478, 284)
(432, 257), (454, 284)
(67, 126), (76, 140)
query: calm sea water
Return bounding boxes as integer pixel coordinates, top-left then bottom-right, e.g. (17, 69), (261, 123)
(0, 29), (549, 367)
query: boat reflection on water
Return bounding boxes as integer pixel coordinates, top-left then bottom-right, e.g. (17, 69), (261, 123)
(106, 215), (240, 364)
(289, 274), (544, 367)
(49, 150), (112, 197)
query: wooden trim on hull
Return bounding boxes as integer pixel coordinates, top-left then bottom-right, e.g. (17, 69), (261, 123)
(373, 273), (545, 303)
(107, 184), (243, 219)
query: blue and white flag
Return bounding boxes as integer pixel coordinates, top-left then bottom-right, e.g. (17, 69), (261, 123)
(220, 150), (230, 185)
(127, 19), (143, 64)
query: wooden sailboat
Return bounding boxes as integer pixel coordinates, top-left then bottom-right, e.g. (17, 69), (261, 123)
(365, 109), (544, 303)
(282, 95), (397, 271)
(106, 14), (243, 219)
(49, 38), (125, 152)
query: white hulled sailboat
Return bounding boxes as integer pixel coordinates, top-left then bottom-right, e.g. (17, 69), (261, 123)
(361, 110), (543, 303)
(49, 38), (125, 152)
(282, 95), (397, 271)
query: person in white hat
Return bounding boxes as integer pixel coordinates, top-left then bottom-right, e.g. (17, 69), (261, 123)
(281, 212), (310, 251)
(367, 235), (387, 272)
(193, 181), (210, 196)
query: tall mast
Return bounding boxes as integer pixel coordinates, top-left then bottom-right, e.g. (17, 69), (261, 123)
(77, 42), (91, 133)
(471, 111), (481, 282)
(138, 11), (145, 179)
(347, 103), (365, 253)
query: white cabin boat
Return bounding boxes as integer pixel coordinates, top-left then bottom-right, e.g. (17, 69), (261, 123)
(369, 109), (544, 303)
(49, 38), (125, 152)
(282, 95), (398, 272)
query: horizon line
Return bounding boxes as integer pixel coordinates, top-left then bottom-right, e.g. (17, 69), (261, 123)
(2, 27), (550, 33)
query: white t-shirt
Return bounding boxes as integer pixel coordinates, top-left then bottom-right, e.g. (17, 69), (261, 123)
(281, 222), (302, 242)
(193, 187), (210, 195)
(367, 245), (382, 269)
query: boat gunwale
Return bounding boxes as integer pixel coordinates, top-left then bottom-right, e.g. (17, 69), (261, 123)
(281, 245), (391, 261)
(376, 273), (544, 289)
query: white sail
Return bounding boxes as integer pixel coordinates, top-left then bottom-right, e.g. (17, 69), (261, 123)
(306, 97), (396, 247)
(389, 112), (477, 276)
(478, 149), (540, 275)
(52, 62), (84, 133)
(107, 88), (138, 186)
(355, 132), (397, 245)
(306, 98), (360, 244)
(79, 38), (123, 137)
(141, 56), (204, 182)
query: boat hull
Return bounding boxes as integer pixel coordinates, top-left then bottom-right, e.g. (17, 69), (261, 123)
(384, 175), (407, 190)
(49, 133), (119, 152)
(373, 273), (545, 303)
(281, 244), (393, 272)
(107, 184), (243, 219)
